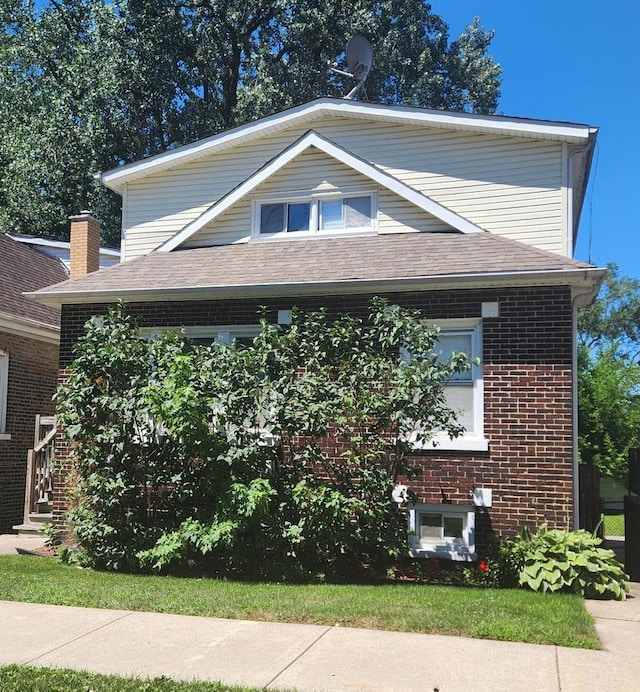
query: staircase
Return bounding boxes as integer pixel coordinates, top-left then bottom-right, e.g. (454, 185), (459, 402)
(13, 415), (55, 536)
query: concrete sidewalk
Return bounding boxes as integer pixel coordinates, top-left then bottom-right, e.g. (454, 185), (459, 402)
(1, 537), (639, 691)
(0, 533), (47, 555)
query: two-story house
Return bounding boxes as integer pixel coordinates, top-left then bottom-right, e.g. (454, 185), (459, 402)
(30, 98), (605, 559)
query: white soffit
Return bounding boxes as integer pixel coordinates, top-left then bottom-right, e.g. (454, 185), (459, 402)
(97, 98), (597, 194)
(158, 130), (482, 251)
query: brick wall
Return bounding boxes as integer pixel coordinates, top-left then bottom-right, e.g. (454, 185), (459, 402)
(0, 331), (59, 532)
(55, 285), (575, 548)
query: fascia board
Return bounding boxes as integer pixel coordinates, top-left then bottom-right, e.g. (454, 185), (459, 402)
(319, 100), (594, 141)
(158, 130), (482, 252)
(26, 268), (606, 307)
(96, 98), (595, 195)
(0, 312), (60, 344)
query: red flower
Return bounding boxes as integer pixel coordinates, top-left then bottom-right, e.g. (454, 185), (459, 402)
(478, 560), (490, 572)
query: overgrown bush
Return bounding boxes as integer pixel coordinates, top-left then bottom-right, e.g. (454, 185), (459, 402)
(57, 300), (473, 579)
(512, 524), (629, 600)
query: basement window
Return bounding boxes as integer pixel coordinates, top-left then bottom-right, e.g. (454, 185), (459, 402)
(408, 504), (476, 561)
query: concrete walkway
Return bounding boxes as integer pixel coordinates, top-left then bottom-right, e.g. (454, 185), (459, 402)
(1, 535), (639, 691)
(0, 533), (47, 555)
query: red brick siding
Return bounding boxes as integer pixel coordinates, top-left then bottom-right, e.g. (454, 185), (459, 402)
(0, 331), (59, 532)
(55, 285), (576, 548)
(69, 214), (100, 278)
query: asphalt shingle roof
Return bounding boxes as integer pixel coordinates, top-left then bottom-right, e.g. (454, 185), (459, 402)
(0, 233), (68, 325)
(31, 232), (596, 302)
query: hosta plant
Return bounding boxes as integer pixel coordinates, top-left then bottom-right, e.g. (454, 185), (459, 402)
(514, 524), (629, 600)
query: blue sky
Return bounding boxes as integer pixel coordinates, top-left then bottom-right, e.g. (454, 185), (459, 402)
(430, 0), (640, 279)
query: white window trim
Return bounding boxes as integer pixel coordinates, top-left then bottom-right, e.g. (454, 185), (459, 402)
(408, 503), (476, 561)
(411, 318), (487, 452)
(251, 188), (378, 241)
(0, 350), (9, 439)
(141, 325), (276, 445)
(143, 324), (261, 345)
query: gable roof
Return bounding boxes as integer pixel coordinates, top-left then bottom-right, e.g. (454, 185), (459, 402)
(0, 233), (68, 336)
(97, 98), (598, 196)
(28, 232), (603, 307)
(8, 233), (120, 269)
(159, 130), (482, 251)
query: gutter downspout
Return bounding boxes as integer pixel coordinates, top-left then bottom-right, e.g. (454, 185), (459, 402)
(571, 272), (606, 528)
(567, 130), (598, 255)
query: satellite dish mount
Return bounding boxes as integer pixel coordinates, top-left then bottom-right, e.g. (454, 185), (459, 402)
(330, 36), (373, 100)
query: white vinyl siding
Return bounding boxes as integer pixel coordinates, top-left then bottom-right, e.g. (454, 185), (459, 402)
(377, 188), (451, 233)
(122, 116), (566, 260)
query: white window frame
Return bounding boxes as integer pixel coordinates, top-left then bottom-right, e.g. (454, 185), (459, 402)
(408, 503), (476, 561)
(0, 350), (9, 439)
(141, 324), (276, 446)
(143, 325), (261, 347)
(410, 318), (487, 452)
(251, 189), (377, 240)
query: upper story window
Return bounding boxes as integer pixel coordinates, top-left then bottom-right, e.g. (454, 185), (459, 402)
(0, 350), (9, 438)
(254, 191), (376, 239)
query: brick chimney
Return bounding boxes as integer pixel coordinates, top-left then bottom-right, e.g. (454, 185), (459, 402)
(69, 211), (100, 278)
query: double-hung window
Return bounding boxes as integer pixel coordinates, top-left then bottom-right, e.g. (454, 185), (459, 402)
(255, 192), (375, 238)
(0, 350), (9, 438)
(411, 319), (486, 451)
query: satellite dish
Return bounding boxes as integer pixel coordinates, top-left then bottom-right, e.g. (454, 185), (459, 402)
(330, 36), (373, 99)
(346, 35), (373, 83)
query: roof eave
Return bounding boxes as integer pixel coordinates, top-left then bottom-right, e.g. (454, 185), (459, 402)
(26, 267), (606, 308)
(96, 98), (597, 195)
(0, 312), (61, 344)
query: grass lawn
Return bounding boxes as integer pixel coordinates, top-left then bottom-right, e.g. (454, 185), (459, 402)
(604, 513), (624, 537)
(0, 664), (262, 691)
(0, 555), (598, 649)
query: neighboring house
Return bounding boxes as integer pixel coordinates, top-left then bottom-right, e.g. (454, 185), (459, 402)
(30, 98), (605, 559)
(0, 234), (67, 533)
(0, 231), (120, 534)
(8, 233), (120, 271)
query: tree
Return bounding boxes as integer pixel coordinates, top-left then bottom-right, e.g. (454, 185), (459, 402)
(0, 0), (501, 247)
(578, 265), (640, 360)
(0, 0), (127, 244)
(578, 265), (640, 484)
(57, 300), (473, 577)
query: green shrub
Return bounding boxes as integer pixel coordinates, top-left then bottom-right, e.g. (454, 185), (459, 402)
(57, 300), (473, 579)
(462, 536), (523, 589)
(513, 524), (629, 600)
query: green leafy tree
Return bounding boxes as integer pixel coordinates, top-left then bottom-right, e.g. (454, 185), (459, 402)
(578, 265), (640, 484)
(1, 0), (501, 247)
(0, 0), (126, 244)
(57, 299), (473, 577)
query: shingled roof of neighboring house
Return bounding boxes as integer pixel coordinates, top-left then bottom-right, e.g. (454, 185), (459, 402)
(28, 232), (602, 306)
(0, 233), (68, 327)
